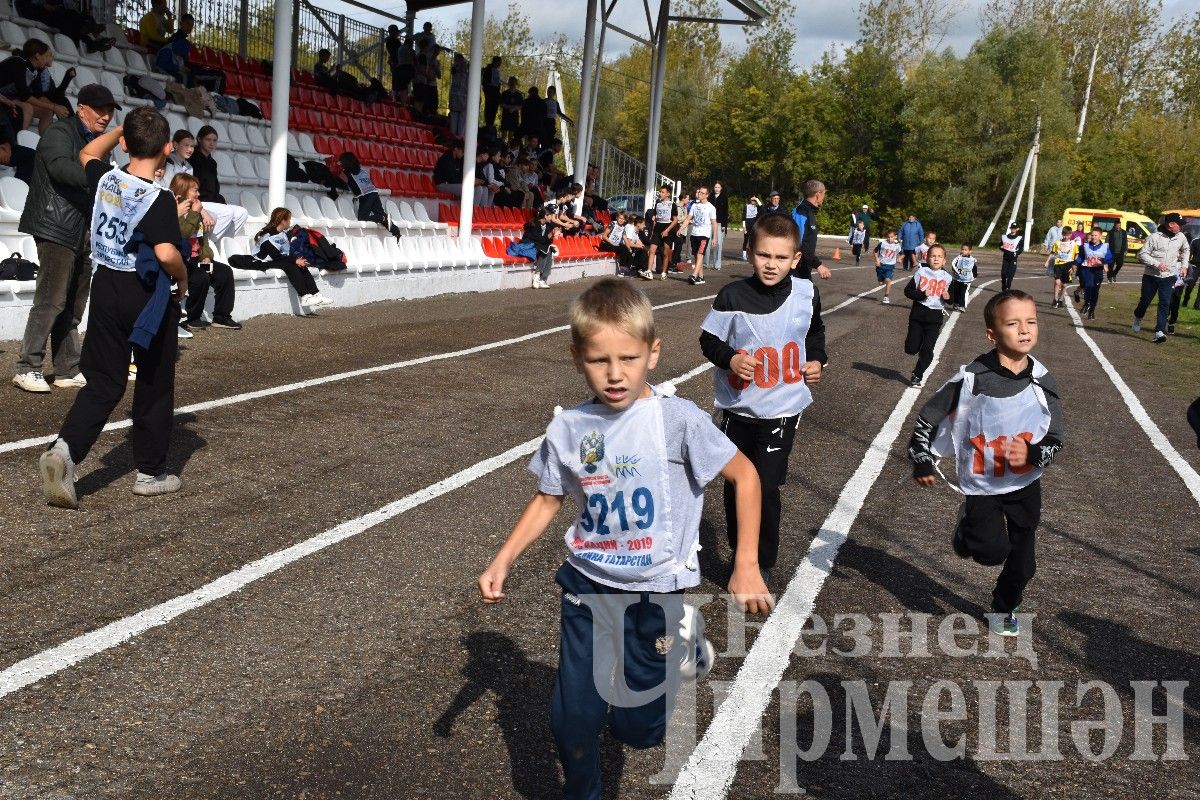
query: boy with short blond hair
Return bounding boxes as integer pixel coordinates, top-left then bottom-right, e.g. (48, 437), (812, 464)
(908, 289), (1065, 636)
(699, 213), (826, 582)
(479, 279), (771, 799)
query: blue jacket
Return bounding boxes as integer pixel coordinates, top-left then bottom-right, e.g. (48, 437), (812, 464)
(130, 233), (171, 350)
(900, 219), (925, 250)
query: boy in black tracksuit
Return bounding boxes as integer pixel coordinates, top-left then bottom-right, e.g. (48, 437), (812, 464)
(908, 289), (1064, 636)
(999, 221), (1023, 291)
(39, 107), (188, 509)
(699, 213), (826, 582)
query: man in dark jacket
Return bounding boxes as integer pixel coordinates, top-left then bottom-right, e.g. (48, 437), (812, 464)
(13, 84), (118, 394)
(433, 142), (464, 195)
(1106, 223), (1127, 283)
(791, 179), (831, 281)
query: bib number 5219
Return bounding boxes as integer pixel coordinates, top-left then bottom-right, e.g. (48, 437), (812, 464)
(970, 432), (1034, 477)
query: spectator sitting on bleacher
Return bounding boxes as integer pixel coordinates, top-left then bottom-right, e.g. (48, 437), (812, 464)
(15, 0), (115, 53)
(0, 128), (35, 182)
(537, 137), (562, 174)
(433, 141), (464, 195)
(599, 209), (633, 274)
(229, 208), (333, 311)
(501, 153), (528, 209)
(314, 49), (337, 94)
(153, 14), (226, 95)
(138, 0), (174, 50)
(471, 148), (488, 206)
(480, 144), (504, 207)
(338, 151), (402, 241)
(0, 40), (71, 136)
(185, 125), (248, 247)
(12, 83), (118, 394)
(170, 173), (240, 331)
(523, 206), (556, 289)
(544, 184), (583, 236)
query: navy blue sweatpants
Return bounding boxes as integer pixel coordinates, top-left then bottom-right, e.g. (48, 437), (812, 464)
(551, 562), (685, 800)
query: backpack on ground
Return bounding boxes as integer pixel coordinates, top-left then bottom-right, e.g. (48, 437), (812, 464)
(0, 253), (37, 280)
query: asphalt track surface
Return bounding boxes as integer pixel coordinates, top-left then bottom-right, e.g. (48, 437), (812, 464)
(0, 241), (1197, 799)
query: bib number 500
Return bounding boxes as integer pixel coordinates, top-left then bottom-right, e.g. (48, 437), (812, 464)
(580, 487), (655, 535)
(728, 342), (805, 390)
(970, 432), (1034, 477)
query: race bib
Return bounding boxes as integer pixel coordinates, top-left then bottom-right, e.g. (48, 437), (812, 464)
(914, 266), (949, 310)
(91, 167), (162, 272)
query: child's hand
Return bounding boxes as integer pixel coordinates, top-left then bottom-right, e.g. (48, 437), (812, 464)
(730, 351), (758, 381)
(296, 257), (309, 267)
(802, 360), (822, 385)
(1006, 436), (1029, 470)
(478, 562), (509, 604)
(914, 474), (937, 487)
(728, 566), (774, 616)
(941, 290), (951, 300)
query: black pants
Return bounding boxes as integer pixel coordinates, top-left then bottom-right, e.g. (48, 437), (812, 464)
(188, 66), (227, 96)
(356, 191), (401, 238)
(1181, 275), (1200, 311)
(58, 268), (179, 475)
(229, 255), (318, 297)
(902, 249), (917, 271)
(185, 261), (235, 323)
(1001, 259), (1017, 291)
(1107, 254), (1125, 281)
(720, 411), (800, 570)
(961, 479), (1041, 613)
(598, 240), (630, 270)
(949, 280), (969, 307)
(1169, 275), (1199, 324)
(851, 243), (862, 262)
(905, 305), (944, 380)
(483, 86), (500, 128)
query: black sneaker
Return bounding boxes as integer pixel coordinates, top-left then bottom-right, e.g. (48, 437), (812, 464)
(951, 504), (970, 558)
(1087, 309), (1095, 320)
(909, 374), (923, 388)
(180, 318), (209, 330)
(1167, 324), (1175, 335)
(211, 318), (242, 330)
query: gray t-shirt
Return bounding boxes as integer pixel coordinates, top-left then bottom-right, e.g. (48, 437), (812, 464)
(529, 392), (737, 592)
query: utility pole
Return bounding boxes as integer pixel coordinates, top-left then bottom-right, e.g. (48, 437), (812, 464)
(1076, 32), (1102, 144)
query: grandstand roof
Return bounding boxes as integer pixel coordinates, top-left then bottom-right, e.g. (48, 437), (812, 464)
(403, 0), (768, 23)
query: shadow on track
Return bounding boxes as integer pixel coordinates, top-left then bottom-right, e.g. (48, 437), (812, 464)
(75, 414), (207, 498)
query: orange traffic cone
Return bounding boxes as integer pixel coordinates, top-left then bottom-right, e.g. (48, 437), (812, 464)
(832, 246), (842, 261)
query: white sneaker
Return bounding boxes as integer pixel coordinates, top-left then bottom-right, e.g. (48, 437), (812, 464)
(13, 371), (51, 393)
(538, 280), (550, 289)
(39, 439), (78, 509)
(132, 472), (182, 497)
(882, 296), (891, 304)
(128, 362), (137, 381)
(53, 373), (87, 389)
(300, 293), (319, 308)
(177, 325), (193, 339)
(314, 293), (335, 307)
(679, 606), (716, 681)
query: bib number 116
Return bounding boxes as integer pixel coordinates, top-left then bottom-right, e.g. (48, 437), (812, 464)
(970, 432), (1033, 477)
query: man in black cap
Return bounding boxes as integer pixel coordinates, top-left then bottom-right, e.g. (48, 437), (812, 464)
(1133, 212), (1190, 343)
(759, 190), (786, 219)
(13, 83), (119, 394)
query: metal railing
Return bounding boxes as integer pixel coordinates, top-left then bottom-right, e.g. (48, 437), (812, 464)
(112, 0), (386, 82)
(591, 138), (673, 203)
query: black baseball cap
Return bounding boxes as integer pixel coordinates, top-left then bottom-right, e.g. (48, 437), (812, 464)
(1008, 221), (1019, 228)
(77, 83), (121, 110)
(768, 190), (780, 198)
(1163, 212), (1185, 228)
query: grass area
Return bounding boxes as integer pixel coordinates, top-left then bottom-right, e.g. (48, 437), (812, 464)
(1086, 282), (1199, 397)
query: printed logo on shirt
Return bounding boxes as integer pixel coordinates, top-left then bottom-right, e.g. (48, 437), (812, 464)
(579, 431), (605, 474)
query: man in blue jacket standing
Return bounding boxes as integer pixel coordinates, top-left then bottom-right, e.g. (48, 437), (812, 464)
(899, 213), (924, 271)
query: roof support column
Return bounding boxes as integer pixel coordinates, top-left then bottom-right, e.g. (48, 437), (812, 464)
(457, 0), (486, 241)
(267, 0), (294, 211)
(642, 0), (669, 210)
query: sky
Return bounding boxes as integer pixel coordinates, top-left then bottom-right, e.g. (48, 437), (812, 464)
(330, 0), (1194, 70)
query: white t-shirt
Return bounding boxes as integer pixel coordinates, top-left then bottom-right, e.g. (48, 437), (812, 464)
(689, 201), (716, 237)
(623, 223), (638, 243)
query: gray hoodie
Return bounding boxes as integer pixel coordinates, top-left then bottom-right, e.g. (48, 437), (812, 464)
(1138, 227), (1190, 279)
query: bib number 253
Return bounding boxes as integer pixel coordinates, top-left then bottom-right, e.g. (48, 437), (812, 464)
(95, 212), (129, 247)
(970, 432), (1033, 477)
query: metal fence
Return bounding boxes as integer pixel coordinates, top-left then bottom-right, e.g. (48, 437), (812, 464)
(111, 0), (386, 81)
(591, 138), (673, 204)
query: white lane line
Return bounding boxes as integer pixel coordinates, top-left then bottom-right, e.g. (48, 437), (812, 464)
(0, 295), (717, 457)
(668, 280), (998, 800)
(0, 362), (713, 700)
(1063, 301), (1200, 504)
(0, 279), (884, 700)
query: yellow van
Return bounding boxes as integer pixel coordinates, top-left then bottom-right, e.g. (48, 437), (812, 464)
(1062, 208), (1156, 254)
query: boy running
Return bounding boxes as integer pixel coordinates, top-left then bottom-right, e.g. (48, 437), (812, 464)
(999, 221), (1023, 292)
(908, 289), (1065, 636)
(699, 213), (826, 584)
(1074, 227), (1113, 320)
(916, 230), (937, 270)
(849, 221), (867, 265)
(949, 244), (976, 311)
(478, 279), (771, 799)
(874, 229), (902, 305)
(1047, 229), (1078, 308)
(903, 243), (951, 387)
(39, 107), (187, 508)
(687, 186), (718, 286)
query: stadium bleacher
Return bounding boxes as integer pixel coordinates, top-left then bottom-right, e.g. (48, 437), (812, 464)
(0, 8), (618, 338)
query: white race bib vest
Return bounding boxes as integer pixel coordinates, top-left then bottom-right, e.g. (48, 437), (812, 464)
(350, 169), (377, 196)
(1001, 233), (1022, 253)
(1053, 240), (1076, 264)
(606, 222), (624, 246)
(701, 276), (815, 418)
(256, 231), (290, 259)
(850, 229), (866, 245)
(877, 241), (901, 264)
(550, 391), (683, 584)
(952, 255), (976, 282)
(654, 200), (674, 224)
(91, 167), (163, 272)
(913, 266), (950, 311)
(916, 243), (930, 264)
(690, 202), (714, 237)
(931, 358), (1052, 495)
(1080, 242), (1109, 266)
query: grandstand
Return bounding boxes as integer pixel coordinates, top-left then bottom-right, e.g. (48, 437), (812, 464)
(0, 1), (622, 339)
